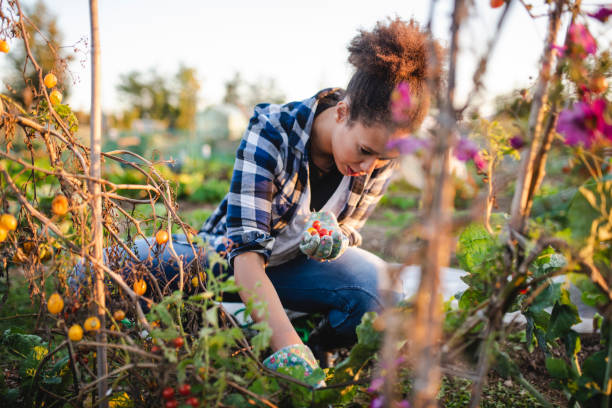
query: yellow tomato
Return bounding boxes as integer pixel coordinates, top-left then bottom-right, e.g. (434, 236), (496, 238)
(591, 75), (608, 94)
(52, 195), (69, 216)
(0, 214), (17, 231)
(155, 230), (169, 245)
(133, 279), (147, 296)
(113, 310), (125, 321)
(49, 90), (62, 105)
(84, 316), (101, 332)
(68, 324), (83, 341)
(192, 276), (199, 287)
(47, 293), (64, 314)
(0, 40), (8, 53)
(43, 73), (57, 88)
(0, 227), (7, 243)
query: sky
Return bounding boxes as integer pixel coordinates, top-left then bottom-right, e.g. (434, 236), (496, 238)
(1, 0), (609, 115)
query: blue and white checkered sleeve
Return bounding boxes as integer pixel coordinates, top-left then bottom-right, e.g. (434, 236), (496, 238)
(226, 108), (285, 267)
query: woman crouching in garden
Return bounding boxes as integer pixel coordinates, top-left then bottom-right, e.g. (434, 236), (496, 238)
(75, 17), (440, 382)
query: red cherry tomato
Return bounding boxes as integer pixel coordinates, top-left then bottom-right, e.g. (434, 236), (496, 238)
(151, 345), (161, 354)
(162, 387), (175, 400)
(318, 228), (328, 237)
(187, 397), (200, 407)
(178, 383), (191, 396)
(312, 220), (321, 230)
(165, 400), (178, 408)
(173, 337), (184, 348)
(327, 229), (333, 236)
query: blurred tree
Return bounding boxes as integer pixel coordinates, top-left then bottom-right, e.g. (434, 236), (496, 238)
(116, 66), (200, 130)
(222, 71), (285, 112)
(175, 64), (200, 131)
(3, 0), (74, 109)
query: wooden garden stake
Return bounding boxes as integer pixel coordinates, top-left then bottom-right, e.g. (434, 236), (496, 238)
(88, 0), (108, 405)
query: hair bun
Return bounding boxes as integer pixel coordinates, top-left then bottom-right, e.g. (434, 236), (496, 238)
(347, 18), (430, 83)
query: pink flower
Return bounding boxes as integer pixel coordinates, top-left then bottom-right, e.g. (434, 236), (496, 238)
(474, 152), (488, 172)
(550, 44), (567, 57)
(397, 401), (411, 408)
(391, 81), (412, 123)
(588, 6), (612, 23)
(387, 137), (428, 155)
(568, 23), (597, 57)
(367, 377), (384, 393)
(510, 135), (525, 150)
(557, 98), (612, 148)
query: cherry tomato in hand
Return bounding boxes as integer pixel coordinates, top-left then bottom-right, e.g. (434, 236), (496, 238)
(312, 220), (321, 230)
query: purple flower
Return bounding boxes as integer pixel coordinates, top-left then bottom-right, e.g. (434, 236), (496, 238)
(557, 98), (612, 148)
(368, 377), (384, 393)
(510, 135), (525, 150)
(568, 23), (597, 57)
(370, 396), (384, 408)
(588, 6), (612, 23)
(454, 138), (488, 171)
(391, 81), (412, 123)
(387, 137), (428, 155)
(454, 138), (479, 161)
(397, 400), (412, 408)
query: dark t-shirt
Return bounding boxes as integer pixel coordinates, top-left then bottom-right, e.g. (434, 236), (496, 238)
(308, 89), (345, 211)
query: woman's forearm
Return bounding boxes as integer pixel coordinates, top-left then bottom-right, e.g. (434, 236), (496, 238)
(233, 251), (302, 351)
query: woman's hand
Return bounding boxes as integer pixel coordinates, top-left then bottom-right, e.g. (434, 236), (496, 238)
(263, 343), (326, 387)
(299, 211), (349, 261)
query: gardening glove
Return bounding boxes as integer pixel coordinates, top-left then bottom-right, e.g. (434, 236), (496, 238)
(262, 344), (326, 388)
(299, 211), (349, 261)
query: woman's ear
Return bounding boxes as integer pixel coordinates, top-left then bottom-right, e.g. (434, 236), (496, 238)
(335, 101), (349, 123)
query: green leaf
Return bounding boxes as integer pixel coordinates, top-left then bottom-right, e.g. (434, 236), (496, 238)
(581, 350), (607, 386)
(41, 376), (62, 384)
(528, 282), (561, 314)
(250, 322), (272, 355)
(149, 303), (175, 327)
(150, 328), (179, 341)
(456, 223), (496, 273)
(222, 393), (249, 407)
(545, 357), (570, 379)
(566, 180), (609, 241)
(0, 329), (46, 358)
(355, 312), (382, 350)
(459, 288), (486, 310)
(493, 349), (520, 379)
(547, 297), (581, 341)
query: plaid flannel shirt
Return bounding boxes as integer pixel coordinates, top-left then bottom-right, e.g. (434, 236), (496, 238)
(199, 89), (398, 267)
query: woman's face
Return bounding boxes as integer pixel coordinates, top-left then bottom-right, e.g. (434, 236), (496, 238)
(330, 102), (404, 177)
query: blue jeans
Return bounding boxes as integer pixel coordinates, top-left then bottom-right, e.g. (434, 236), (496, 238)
(74, 233), (403, 342)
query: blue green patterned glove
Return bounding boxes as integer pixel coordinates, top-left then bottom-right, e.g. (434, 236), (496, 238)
(262, 344), (326, 387)
(299, 211), (349, 261)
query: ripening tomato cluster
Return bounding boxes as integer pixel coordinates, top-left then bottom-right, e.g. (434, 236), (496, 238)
(47, 292), (131, 341)
(308, 220), (334, 238)
(42, 72), (63, 105)
(162, 383), (200, 407)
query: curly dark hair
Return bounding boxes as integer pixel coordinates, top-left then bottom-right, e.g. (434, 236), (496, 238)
(346, 17), (442, 132)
